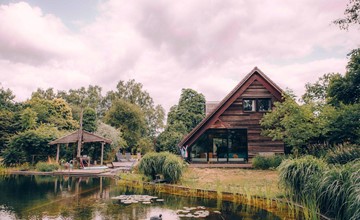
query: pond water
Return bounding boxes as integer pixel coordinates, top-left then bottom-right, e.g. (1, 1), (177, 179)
(0, 175), (298, 220)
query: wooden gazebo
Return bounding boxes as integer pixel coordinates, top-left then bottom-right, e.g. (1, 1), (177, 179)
(49, 130), (112, 165)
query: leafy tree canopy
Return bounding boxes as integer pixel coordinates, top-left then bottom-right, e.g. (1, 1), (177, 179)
(104, 99), (146, 151)
(104, 79), (165, 137)
(334, 0), (360, 30)
(328, 49), (360, 105)
(82, 107), (97, 132)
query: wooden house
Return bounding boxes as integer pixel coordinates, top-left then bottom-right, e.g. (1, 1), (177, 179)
(179, 67), (284, 163)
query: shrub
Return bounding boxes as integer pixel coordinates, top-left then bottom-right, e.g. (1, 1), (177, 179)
(326, 145), (360, 165)
(138, 152), (186, 183)
(252, 154), (284, 170)
(278, 156), (328, 201)
(35, 162), (60, 172)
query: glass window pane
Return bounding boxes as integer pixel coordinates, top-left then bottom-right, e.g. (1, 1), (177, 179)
(258, 99), (271, 111)
(243, 99), (255, 111)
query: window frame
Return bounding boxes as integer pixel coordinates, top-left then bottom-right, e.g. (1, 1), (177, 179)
(242, 98), (272, 112)
(242, 98), (256, 112)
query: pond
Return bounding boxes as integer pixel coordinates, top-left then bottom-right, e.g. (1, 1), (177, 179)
(0, 175), (300, 220)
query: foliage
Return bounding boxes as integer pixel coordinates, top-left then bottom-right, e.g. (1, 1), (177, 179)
(334, 0), (360, 30)
(326, 103), (360, 144)
(3, 124), (66, 165)
(328, 49), (360, 105)
(162, 153), (186, 183)
(0, 109), (18, 152)
(20, 107), (38, 130)
(104, 99), (146, 151)
(35, 161), (60, 172)
(137, 137), (154, 154)
(326, 145), (360, 165)
(104, 79), (165, 137)
(278, 156), (328, 201)
(1, 145), (27, 166)
(279, 156), (360, 220)
(301, 73), (338, 105)
(260, 93), (324, 152)
(138, 152), (186, 183)
(157, 88), (205, 153)
(167, 88), (206, 133)
(82, 107), (97, 132)
(26, 97), (78, 130)
(252, 155), (284, 170)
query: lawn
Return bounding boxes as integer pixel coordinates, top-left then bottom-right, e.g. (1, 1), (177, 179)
(179, 168), (282, 198)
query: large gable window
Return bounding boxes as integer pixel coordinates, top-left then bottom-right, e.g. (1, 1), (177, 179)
(243, 98), (272, 112)
(243, 99), (256, 112)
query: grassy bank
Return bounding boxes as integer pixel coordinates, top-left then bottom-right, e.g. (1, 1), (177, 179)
(179, 168), (281, 198)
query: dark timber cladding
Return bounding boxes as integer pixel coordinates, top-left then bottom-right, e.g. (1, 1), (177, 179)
(179, 67), (284, 162)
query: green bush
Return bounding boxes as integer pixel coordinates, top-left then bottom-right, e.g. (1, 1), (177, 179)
(35, 162), (60, 172)
(138, 152), (186, 183)
(252, 154), (284, 170)
(326, 145), (360, 165)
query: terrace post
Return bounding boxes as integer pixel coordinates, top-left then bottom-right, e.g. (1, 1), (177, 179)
(101, 142), (105, 165)
(56, 143), (60, 163)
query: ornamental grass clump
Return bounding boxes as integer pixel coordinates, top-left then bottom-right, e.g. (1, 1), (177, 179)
(325, 145), (360, 165)
(138, 152), (186, 183)
(162, 153), (185, 183)
(278, 155), (327, 201)
(317, 160), (360, 220)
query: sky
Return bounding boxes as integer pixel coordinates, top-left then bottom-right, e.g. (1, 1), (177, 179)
(0, 0), (359, 112)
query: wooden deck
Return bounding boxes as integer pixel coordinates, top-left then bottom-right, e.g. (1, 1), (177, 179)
(188, 163), (253, 168)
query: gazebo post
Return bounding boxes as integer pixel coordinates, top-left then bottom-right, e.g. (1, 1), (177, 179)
(56, 144), (60, 163)
(101, 142), (105, 165)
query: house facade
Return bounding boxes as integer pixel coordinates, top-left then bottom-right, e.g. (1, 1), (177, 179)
(179, 67), (285, 163)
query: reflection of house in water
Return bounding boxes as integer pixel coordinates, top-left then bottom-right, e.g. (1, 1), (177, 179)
(179, 67), (285, 163)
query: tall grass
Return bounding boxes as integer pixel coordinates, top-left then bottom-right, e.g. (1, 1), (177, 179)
(278, 155), (327, 201)
(279, 156), (360, 220)
(325, 145), (360, 165)
(138, 152), (186, 183)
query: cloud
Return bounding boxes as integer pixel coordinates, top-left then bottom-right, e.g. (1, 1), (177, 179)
(0, 0), (358, 112)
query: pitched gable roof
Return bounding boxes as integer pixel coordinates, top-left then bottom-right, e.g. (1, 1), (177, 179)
(179, 67), (283, 147)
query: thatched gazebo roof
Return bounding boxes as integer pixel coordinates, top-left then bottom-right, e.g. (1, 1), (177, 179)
(49, 130), (112, 145)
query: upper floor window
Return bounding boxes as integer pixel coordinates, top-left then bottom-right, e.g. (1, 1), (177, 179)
(243, 99), (256, 112)
(243, 98), (272, 112)
(258, 98), (271, 111)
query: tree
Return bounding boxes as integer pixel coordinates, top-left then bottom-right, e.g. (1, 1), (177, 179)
(82, 107), (97, 132)
(104, 79), (165, 137)
(104, 99), (146, 151)
(260, 92), (326, 153)
(31, 88), (56, 100)
(0, 86), (21, 151)
(95, 121), (126, 159)
(26, 97), (78, 130)
(156, 88), (205, 153)
(20, 107), (37, 130)
(328, 49), (360, 105)
(167, 88), (206, 132)
(3, 124), (65, 165)
(301, 73), (339, 105)
(334, 0), (360, 30)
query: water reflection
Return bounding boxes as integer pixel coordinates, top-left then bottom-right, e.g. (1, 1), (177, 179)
(0, 175), (288, 220)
